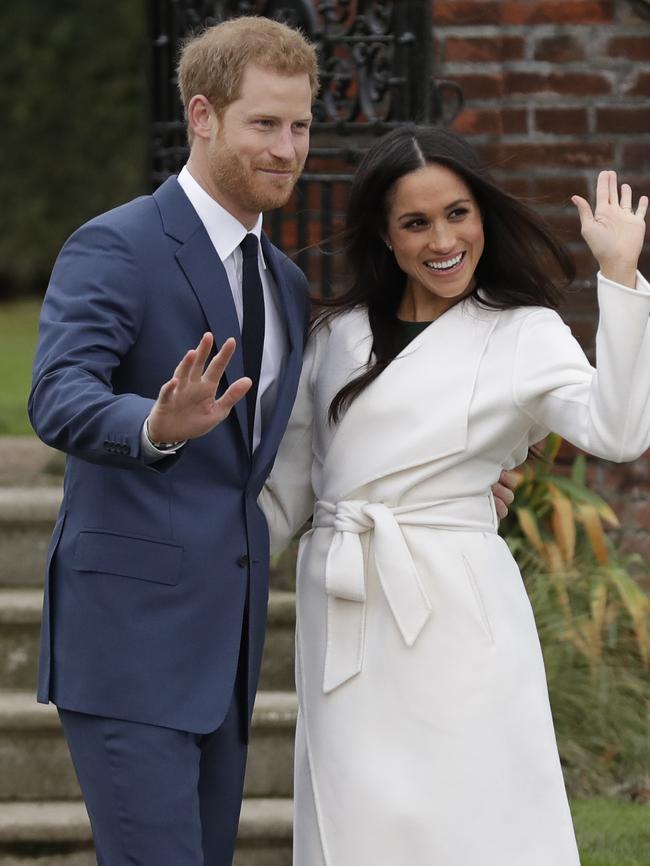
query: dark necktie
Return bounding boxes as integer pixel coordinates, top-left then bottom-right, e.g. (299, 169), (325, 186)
(240, 233), (266, 450)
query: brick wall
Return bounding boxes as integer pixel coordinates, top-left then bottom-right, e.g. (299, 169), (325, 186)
(433, 0), (650, 555)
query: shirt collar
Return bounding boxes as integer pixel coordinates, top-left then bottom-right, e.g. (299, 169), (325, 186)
(177, 165), (266, 268)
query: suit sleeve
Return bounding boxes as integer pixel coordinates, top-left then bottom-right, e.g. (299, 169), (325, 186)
(28, 219), (174, 470)
(513, 271), (650, 462)
(259, 324), (322, 555)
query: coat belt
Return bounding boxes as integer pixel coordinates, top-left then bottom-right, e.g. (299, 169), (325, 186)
(312, 494), (498, 693)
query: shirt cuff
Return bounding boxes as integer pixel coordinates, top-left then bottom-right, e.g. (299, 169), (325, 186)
(141, 417), (186, 461)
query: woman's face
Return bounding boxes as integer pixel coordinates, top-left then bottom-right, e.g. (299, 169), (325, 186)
(384, 162), (485, 320)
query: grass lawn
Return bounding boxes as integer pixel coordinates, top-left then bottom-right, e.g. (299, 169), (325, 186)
(572, 798), (650, 866)
(0, 299), (41, 434)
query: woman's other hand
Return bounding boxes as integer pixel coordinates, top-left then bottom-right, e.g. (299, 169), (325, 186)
(571, 170), (648, 288)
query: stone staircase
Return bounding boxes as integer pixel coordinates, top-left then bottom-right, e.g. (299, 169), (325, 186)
(0, 478), (299, 866)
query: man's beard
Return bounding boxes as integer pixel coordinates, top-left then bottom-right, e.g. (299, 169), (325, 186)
(208, 139), (301, 215)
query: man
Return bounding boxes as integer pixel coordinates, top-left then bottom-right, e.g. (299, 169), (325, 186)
(29, 17), (317, 866)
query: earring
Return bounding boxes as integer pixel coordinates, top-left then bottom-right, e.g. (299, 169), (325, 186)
(387, 243), (393, 251)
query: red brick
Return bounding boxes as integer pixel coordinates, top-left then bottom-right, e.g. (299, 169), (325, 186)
(446, 73), (504, 100)
(621, 499), (650, 530)
(502, 108), (529, 134)
(445, 36), (525, 63)
(449, 107), (526, 138)
(621, 143), (650, 171)
(501, 0), (614, 24)
(433, 1), (501, 25)
(621, 534), (650, 561)
(492, 176), (534, 197)
(535, 175), (592, 203)
(571, 247), (601, 283)
(608, 36), (650, 62)
(623, 71), (650, 97)
(535, 107), (590, 135)
(452, 108), (502, 136)
(596, 108), (650, 134)
(483, 141), (615, 169)
(534, 34), (586, 62)
(544, 209), (585, 244)
(504, 71), (611, 95)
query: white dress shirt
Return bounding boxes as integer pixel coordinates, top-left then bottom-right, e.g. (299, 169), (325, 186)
(143, 166), (289, 457)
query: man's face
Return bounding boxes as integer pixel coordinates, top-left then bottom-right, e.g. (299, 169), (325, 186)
(206, 63), (312, 226)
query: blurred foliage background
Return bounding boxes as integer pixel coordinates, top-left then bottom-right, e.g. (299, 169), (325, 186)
(0, 0), (148, 299)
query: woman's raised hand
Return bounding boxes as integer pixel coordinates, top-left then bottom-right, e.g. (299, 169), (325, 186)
(571, 170), (648, 288)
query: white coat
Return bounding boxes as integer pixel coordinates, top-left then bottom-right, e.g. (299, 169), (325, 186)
(260, 272), (650, 866)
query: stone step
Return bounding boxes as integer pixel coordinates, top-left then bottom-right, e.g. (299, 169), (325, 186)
(0, 797), (292, 866)
(0, 486), (296, 590)
(0, 488), (63, 587)
(0, 691), (297, 802)
(0, 588), (296, 692)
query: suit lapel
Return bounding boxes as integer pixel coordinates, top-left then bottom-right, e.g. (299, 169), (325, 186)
(154, 177), (249, 452)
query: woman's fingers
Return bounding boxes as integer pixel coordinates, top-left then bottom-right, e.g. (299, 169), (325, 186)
(571, 194), (593, 227)
(607, 170), (619, 207)
(619, 183), (632, 211)
(636, 195), (649, 220)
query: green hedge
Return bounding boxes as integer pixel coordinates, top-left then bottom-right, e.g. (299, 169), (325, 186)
(0, 1), (148, 297)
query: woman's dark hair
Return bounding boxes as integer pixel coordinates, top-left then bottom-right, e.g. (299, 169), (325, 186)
(320, 124), (575, 423)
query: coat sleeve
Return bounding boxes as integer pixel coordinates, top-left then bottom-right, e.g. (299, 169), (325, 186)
(259, 325), (323, 555)
(513, 271), (650, 462)
(28, 219), (176, 471)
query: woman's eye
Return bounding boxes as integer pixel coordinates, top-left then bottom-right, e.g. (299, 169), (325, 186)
(404, 219), (427, 229)
(449, 208), (469, 219)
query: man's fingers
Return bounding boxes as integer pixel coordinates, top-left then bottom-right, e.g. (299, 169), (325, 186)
(493, 482), (515, 508)
(494, 498), (509, 521)
(188, 333), (214, 381)
(203, 337), (237, 386)
(156, 377), (178, 406)
(215, 377), (252, 415)
(173, 349), (196, 381)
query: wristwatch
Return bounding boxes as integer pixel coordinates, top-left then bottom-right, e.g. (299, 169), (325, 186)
(145, 419), (184, 452)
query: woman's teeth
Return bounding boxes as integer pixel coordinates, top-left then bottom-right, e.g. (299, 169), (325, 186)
(425, 252), (464, 271)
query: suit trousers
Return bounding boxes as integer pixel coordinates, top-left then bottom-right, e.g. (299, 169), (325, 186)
(58, 658), (248, 866)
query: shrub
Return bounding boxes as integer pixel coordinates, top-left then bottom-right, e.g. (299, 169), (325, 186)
(501, 435), (650, 797)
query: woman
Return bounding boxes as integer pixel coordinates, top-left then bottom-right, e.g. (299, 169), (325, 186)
(260, 126), (649, 866)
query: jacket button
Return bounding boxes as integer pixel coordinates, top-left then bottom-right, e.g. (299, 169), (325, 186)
(237, 555), (249, 568)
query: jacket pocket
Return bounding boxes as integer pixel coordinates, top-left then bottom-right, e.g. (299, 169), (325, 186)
(462, 555), (495, 645)
(73, 530), (183, 586)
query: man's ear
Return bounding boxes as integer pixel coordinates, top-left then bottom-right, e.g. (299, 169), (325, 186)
(187, 94), (215, 142)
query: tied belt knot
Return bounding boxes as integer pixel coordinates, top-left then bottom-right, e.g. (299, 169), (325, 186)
(312, 495), (498, 693)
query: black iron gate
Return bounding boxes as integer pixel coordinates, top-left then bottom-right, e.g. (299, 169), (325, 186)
(150, 1), (463, 294)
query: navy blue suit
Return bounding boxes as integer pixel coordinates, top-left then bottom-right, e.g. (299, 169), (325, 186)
(29, 177), (309, 864)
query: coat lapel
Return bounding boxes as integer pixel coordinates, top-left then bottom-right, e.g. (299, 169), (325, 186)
(154, 177), (249, 452)
(321, 298), (499, 502)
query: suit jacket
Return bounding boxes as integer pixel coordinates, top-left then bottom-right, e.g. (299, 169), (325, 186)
(28, 176), (310, 734)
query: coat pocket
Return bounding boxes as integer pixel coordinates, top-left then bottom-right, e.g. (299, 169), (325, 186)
(462, 555), (495, 645)
(73, 530), (183, 586)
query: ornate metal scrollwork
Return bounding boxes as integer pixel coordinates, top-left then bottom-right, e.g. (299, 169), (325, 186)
(150, 1), (465, 294)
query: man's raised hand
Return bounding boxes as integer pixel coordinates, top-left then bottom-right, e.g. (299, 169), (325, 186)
(148, 334), (251, 443)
